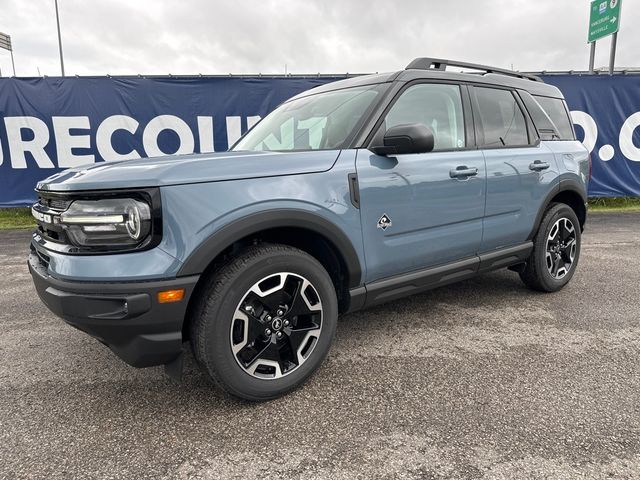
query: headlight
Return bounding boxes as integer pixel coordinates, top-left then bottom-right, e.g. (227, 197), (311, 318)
(60, 198), (152, 248)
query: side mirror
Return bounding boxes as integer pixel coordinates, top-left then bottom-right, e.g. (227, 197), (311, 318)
(370, 123), (435, 156)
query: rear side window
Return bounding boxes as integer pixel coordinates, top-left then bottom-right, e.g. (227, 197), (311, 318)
(534, 95), (575, 140)
(475, 87), (529, 147)
(519, 91), (559, 141)
(384, 83), (466, 151)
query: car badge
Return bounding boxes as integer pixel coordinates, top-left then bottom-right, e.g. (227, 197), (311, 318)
(377, 214), (392, 231)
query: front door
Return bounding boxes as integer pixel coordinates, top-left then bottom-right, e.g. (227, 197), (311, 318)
(356, 82), (486, 283)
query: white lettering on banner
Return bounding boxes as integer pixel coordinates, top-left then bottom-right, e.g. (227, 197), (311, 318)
(620, 112), (640, 162)
(52, 116), (94, 167)
(247, 115), (261, 130)
(226, 116), (242, 147)
(96, 115), (141, 161)
(571, 110), (640, 163)
(570, 111), (598, 155)
(143, 115), (195, 157)
(197, 116), (215, 153)
(4, 116), (55, 169)
(3, 112), (640, 168)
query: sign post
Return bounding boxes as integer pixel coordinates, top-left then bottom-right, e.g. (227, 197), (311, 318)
(588, 0), (622, 74)
(0, 32), (15, 76)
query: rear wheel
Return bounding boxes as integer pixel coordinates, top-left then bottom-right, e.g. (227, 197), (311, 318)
(190, 244), (338, 401)
(519, 203), (581, 292)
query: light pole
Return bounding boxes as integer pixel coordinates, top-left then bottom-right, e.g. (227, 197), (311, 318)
(54, 0), (65, 76)
(0, 32), (15, 76)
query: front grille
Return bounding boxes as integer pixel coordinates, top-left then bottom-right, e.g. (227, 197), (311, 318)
(38, 196), (71, 212)
(34, 192), (72, 246)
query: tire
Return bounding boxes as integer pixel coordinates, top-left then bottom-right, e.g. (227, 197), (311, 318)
(189, 243), (338, 401)
(519, 202), (582, 292)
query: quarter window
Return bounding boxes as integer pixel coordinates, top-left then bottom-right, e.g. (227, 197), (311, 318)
(475, 87), (529, 147)
(384, 83), (466, 151)
(534, 95), (575, 140)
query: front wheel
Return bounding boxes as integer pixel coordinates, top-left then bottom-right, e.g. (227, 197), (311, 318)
(190, 244), (338, 401)
(519, 203), (582, 292)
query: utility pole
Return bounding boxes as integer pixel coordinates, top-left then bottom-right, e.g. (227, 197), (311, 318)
(54, 0), (65, 76)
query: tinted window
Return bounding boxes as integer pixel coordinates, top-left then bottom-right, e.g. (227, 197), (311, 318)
(385, 83), (465, 150)
(519, 91), (558, 141)
(534, 95), (575, 140)
(475, 87), (529, 147)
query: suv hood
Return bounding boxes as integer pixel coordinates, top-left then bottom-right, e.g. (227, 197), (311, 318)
(37, 150), (341, 192)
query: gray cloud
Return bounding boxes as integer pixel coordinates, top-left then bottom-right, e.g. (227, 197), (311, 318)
(0, 0), (638, 77)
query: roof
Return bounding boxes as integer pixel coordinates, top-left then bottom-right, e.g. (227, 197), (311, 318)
(289, 58), (564, 101)
(287, 72), (399, 101)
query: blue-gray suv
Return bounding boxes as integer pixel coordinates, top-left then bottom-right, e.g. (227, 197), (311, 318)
(29, 58), (589, 400)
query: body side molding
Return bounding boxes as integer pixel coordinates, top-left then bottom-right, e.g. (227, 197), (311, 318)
(349, 241), (534, 311)
(478, 242), (533, 272)
(363, 256), (479, 308)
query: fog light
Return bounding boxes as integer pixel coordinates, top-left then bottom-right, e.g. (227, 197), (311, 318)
(157, 289), (185, 303)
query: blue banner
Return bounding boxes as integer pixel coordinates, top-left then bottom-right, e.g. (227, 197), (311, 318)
(543, 75), (640, 198)
(1, 74), (639, 206)
(0, 76), (343, 207)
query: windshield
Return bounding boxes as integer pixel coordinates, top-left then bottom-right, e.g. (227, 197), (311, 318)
(232, 85), (382, 152)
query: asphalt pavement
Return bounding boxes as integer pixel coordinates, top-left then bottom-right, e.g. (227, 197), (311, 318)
(1, 212), (639, 479)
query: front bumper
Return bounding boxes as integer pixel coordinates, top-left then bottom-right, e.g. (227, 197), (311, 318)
(28, 250), (199, 368)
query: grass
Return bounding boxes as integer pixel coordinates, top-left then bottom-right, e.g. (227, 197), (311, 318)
(588, 197), (640, 212)
(0, 197), (639, 230)
(0, 208), (35, 230)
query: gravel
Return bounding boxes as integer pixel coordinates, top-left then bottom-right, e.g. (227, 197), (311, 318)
(1, 212), (639, 479)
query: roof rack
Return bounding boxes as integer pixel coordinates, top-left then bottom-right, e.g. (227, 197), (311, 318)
(406, 57), (542, 82)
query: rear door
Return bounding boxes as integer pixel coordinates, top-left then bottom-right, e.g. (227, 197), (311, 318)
(471, 85), (559, 253)
(356, 82), (486, 283)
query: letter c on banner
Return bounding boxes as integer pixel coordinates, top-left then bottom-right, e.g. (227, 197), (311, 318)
(96, 115), (141, 161)
(143, 115), (195, 157)
(620, 112), (640, 162)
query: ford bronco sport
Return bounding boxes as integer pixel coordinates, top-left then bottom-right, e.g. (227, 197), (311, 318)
(29, 58), (589, 400)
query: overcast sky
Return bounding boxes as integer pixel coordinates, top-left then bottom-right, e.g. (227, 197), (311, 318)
(1, 0), (638, 77)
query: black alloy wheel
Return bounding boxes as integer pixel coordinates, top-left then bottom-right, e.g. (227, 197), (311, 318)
(231, 272), (323, 379)
(190, 244), (338, 401)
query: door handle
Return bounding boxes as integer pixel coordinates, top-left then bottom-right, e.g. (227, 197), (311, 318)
(529, 160), (550, 172)
(450, 166), (479, 179)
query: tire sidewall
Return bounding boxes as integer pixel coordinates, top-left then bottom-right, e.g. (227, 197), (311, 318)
(534, 204), (582, 291)
(201, 248), (338, 400)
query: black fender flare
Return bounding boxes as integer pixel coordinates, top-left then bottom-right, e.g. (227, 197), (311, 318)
(528, 179), (588, 240)
(177, 209), (363, 288)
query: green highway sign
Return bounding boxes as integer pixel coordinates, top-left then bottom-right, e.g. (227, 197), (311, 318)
(588, 0), (621, 43)
(0, 32), (11, 52)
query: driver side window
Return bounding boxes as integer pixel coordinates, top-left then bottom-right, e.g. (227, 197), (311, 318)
(385, 83), (466, 151)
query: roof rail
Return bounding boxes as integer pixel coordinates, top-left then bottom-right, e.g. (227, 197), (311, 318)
(406, 57), (543, 82)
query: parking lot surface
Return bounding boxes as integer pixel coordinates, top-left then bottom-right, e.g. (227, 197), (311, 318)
(1, 212), (639, 479)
